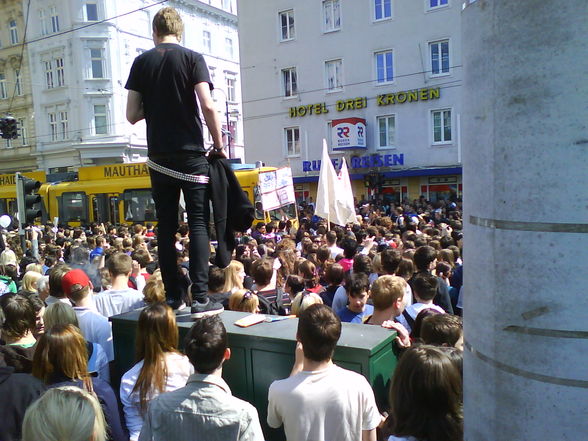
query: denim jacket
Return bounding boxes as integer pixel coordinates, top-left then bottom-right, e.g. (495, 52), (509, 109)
(138, 373), (264, 441)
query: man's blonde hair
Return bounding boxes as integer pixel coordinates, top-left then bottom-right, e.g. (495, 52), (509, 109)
(152, 7), (184, 40)
(370, 275), (406, 310)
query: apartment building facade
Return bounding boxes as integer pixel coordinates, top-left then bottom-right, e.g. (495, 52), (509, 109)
(238, 0), (462, 204)
(0, 0), (37, 172)
(14, 0), (241, 174)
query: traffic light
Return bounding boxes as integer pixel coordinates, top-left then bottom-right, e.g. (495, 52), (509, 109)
(0, 116), (18, 139)
(15, 173), (42, 227)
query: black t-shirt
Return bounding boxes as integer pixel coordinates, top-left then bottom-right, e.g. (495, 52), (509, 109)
(125, 43), (212, 155)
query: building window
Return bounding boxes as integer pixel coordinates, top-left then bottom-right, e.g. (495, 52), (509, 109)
(85, 3), (99, 21)
(14, 69), (22, 96)
(377, 115), (396, 148)
(203, 30), (211, 53)
(325, 59), (343, 91)
(59, 111), (68, 140)
(432, 109), (452, 143)
(279, 10), (295, 41)
(39, 9), (49, 35)
(44, 61), (54, 89)
(93, 104), (107, 135)
(9, 20), (19, 44)
(18, 118), (26, 145)
(50, 6), (60, 33)
(282, 67), (297, 97)
(225, 76), (236, 102)
(284, 127), (300, 157)
(375, 50), (393, 84)
(428, 0), (449, 10)
(55, 57), (65, 86)
(430, 40), (449, 75)
(5, 138), (13, 149)
(90, 48), (104, 78)
(222, 0), (233, 13)
(0, 73), (7, 99)
(49, 113), (58, 141)
(375, 0), (392, 21)
(323, 0), (341, 32)
(225, 37), (233, 59)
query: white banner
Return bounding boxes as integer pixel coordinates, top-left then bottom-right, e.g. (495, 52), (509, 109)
(259, 167), (296, 211)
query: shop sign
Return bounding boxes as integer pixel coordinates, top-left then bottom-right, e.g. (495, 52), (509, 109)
(302, 153), (404, 172)
(79, 163), (150, 181)
(332, 118), (366, 150)
(289, 87), (440, 118)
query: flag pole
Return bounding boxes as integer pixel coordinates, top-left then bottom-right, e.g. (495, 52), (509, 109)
(287, 158), (300, 224)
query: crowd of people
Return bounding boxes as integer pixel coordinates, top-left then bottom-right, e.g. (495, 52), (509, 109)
(0, 195), (464, 441)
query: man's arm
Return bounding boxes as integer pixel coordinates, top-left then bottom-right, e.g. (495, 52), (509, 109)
(195, 82), (224, 152)
(126, 90), (144, 124)
(362, 429), (377, 441)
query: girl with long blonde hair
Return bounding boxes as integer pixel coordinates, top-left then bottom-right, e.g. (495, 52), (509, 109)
(222, 260), (245, 294)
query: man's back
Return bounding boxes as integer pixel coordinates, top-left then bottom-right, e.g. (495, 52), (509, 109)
(139, 374), (263, 441)
(126, 43), (210, 155)
(93, 288), (144, 318)
(268, 364), (381, 441)
(74, 306), (114, 361)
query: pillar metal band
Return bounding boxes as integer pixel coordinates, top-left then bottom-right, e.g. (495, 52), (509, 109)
(469, 215), (588, 233)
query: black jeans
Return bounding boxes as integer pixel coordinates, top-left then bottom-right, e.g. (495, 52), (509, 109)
(150, 153), (210, 304)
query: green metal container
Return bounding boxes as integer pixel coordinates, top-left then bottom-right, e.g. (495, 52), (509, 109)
(111, 310), (397, 440)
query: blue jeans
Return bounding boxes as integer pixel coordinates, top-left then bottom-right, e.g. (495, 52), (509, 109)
(150, 153), (210, 304)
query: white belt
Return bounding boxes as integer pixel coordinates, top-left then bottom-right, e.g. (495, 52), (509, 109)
(146, 159), (210, 183)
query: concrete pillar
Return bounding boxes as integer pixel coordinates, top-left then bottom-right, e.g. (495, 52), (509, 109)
(461, 1), (588, 440)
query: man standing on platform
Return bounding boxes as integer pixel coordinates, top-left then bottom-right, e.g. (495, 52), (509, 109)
(125, 7), (225, 316)
(267, 304), (381, 441)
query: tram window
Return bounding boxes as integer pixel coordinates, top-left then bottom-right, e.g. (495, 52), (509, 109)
(269, 203), (296, 221)
(253, 187), (264, 219)
(8, 199), (17, 215)
(0, 199), (7, 215)
(123, 190), (156, 222)
(61, 192), (88, 223)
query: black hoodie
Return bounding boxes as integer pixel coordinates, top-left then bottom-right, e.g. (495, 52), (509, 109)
(0, 366), (46, 441)
(0, 343), (36, 373)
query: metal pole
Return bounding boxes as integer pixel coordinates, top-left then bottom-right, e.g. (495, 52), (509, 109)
(15, 173), (26, 252)
(225, 100), (231, 159)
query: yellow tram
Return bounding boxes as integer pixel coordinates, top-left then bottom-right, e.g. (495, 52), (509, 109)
(0, 163), (297, 228)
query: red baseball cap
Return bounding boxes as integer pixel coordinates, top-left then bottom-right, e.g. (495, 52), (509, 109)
(62, 269), (91, 295)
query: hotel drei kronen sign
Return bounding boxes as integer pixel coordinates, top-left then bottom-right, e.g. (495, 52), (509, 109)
(288, 87), (440, 118)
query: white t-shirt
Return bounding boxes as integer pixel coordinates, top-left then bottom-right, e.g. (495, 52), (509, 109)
(395, 302), (445, 333)
(93, 287), (144, 318)
(74, 306), (114, 361)
(329, 245), (344, 260)
(120, 352), (194, 441)
(267, 364), (381, 441)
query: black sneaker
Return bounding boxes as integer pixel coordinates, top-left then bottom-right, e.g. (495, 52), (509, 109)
(190, 298), (224, 319)
(166, 299), (188, 315)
